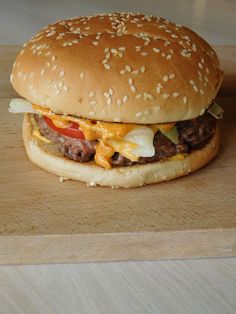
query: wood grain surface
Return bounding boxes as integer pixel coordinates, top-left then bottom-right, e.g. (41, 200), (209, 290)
(1, 258), (236, 314)
(0, 46), (236, 265)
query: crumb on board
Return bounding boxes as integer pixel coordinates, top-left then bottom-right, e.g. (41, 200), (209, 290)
(59, 176), (70, 183)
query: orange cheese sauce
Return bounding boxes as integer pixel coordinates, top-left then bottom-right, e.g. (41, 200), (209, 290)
(32, 104), (176, 169)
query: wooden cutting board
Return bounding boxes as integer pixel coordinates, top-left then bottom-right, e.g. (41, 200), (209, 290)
(0, 46), (236, 265)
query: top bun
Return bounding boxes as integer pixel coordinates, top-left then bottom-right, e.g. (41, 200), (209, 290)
(11, 13), (223, 124)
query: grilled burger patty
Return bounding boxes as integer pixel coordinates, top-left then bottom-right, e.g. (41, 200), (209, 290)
(36, 113), (217, 167)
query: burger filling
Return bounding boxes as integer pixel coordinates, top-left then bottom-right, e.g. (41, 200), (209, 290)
(9, 100), (222, 169)
(35, 112), (217, 168)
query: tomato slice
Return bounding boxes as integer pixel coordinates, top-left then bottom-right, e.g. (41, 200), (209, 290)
(43, 116), (85, 139)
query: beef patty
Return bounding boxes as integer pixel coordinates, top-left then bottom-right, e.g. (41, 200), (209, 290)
(36, 113), (217, 167)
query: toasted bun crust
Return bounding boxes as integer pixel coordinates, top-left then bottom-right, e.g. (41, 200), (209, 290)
(23, 113), (220, 188)
(12, 13), (223, 124)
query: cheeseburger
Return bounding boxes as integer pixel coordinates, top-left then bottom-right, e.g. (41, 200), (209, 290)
(9, 13), (224, 188)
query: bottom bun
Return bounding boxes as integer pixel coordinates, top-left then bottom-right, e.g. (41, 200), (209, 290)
(23, 113), (220, 188)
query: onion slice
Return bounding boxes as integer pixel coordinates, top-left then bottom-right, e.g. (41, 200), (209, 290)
(8, 98), (36, 113)
(207, 102), (224, 119)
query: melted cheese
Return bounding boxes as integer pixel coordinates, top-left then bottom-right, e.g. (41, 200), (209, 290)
(168, 153), (187, 161)
(33, 129), (52, 144)
(31, 104), (177, 169)
(123, 127), (155, 158)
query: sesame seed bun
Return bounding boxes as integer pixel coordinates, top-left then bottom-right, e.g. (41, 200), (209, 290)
(12, 13), (223, 124)
(23, 113), (220, 188)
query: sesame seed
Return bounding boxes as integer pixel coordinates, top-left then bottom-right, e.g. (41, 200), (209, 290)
(39, 68), (45, 76)
(140, 66), (146, 73)
(125, 65), (131, 72)
(135, 94), (142, 99)
(123, 95), (128, 103)
(52, 65), (57, 71)
(104, 48), (109, 53)
(104, 64), (111, 70)
(105, 52), (111, 59)
(173, 92), (179, 97)
(89, 91), (95, 98)
(104, 92), (110, 98)
(132, 70), (139, 74)
(92, 41), (99, 46)
(200, 89), (204, 95)
(198, 62), (203, 69)
(156, 86), (161, 93)
(163, 75), (169, 82)
(102, 59), (108, 64)
(117, 99), (122, 106)
(130, 85), (136, 93)
(141, 52), (148, 56)
(183, 96), (188, 104)
(60, 70), (65, 77)
(80, 72), (85, 79)
(200, 109), (205, 116)
(193, 85), (199, 92)
(166, 54), (172, 60)
(111, 48), (117, 53)
(51, 55), (56, 61)
(144, 93), (153, 100)
(189, 80), (195, 85)
(107, 97), (112, 105)
(171, 34), (178, 38)
(89, 111), (95, 116)
(63, 86), (69, 92)
(120, 69), (126, 75)
(128, 78), (133, 85)
(46, 62), (51, 67)
(58, 80), (64, 88)
(109, 88), (113, 95)
(90, 100), (97, 105)
(163, 93), (169, 99)
(198, 70), (203, 77)
(136, 112), (143, 117)
(158, 24), (166, 29)
(119, 47), (126, 51)
(169, 73), (175, 79)
(206, 68), (210, 74)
